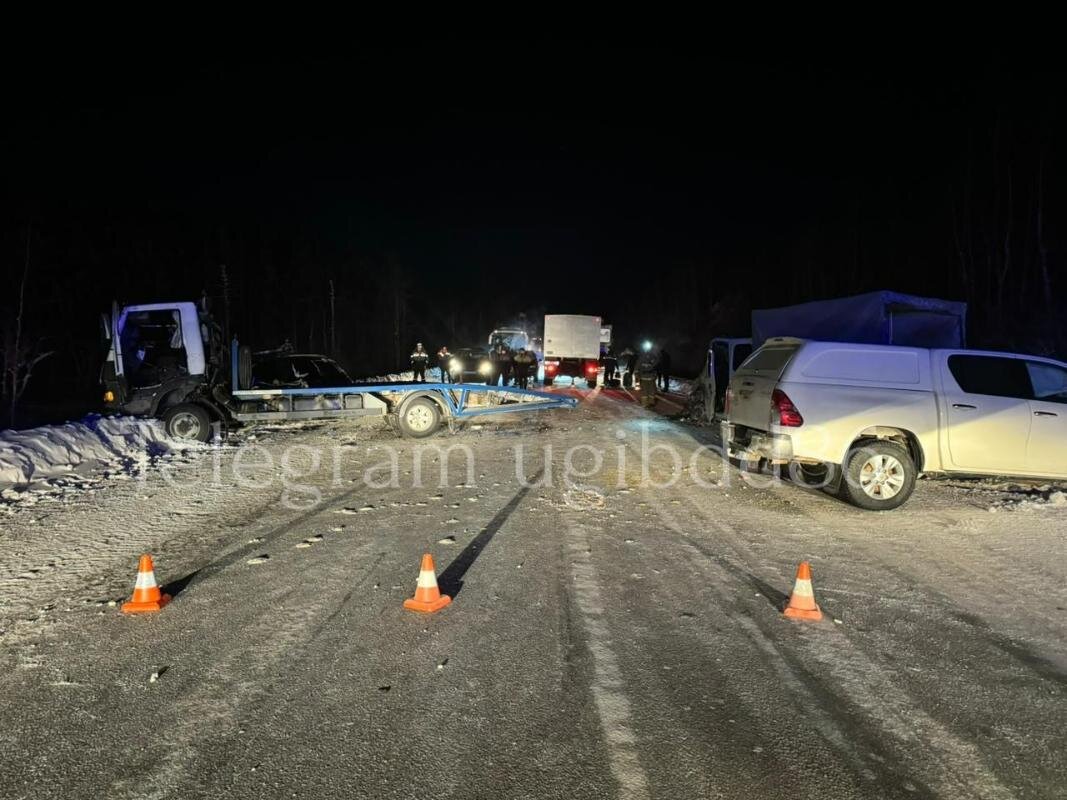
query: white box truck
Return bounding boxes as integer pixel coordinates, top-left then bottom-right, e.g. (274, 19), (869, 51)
(543, 314), (603, 388)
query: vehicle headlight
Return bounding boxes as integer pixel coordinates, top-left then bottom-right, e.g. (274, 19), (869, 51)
(478, 360), (492, 375)
(449, 358), (461, 371)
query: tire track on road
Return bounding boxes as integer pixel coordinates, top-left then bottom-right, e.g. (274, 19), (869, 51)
(581, 396), (1019, 798)
(562, 517), (652, 800)
(621, 424), (1020, 800)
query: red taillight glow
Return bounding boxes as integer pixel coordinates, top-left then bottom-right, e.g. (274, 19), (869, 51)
(585, 363), (599, 374)
(772, 389), (803, 427)
(545, 363), (558, 373)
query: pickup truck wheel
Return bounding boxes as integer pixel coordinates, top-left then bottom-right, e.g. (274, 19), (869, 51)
(399, 397), (441, 438)
(162, 403), (212, 443)
(840, 441), (915, 510)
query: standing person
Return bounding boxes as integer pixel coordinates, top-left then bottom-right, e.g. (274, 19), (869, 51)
(437, 345), (453, 383)
(620, 346), (637, 387)
(410, 342), (430, 383)
(503, 346), (516, 387)
(513, 347), (533, 389)
(489, 343), (510, 386)
(656, 348), (672, 391)
(601, 347), (618, 384)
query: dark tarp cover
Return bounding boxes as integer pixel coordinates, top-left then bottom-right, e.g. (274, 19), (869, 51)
(751, 291), (967, 348)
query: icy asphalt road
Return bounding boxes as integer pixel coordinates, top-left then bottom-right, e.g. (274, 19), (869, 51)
(0, 388), (1065, 799)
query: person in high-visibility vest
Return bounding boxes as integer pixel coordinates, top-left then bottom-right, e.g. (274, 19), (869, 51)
(410, 343), (430, 382)
(437, 346), (453, 383)
(513, 348), (535, 389)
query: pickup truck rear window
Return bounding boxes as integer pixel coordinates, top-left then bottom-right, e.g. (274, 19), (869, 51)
(947, 355), (1032, 399)
(737, 346), (796, 376)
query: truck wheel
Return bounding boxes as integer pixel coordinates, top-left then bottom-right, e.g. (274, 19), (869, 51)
(543, 377), (554, 387)
(399, 397), (441, 438)
(162, 403), (213, 443)
(238, 345), (253, 390)
(587, 378), (597, 389)
(839, 441), (915, 510)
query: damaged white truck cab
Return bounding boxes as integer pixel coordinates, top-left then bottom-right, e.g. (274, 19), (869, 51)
(723, 338), (1067, 510)
(101, 301), (229, 441)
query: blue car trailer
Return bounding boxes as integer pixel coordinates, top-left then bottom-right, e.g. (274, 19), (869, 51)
(228, 341), (577, 438)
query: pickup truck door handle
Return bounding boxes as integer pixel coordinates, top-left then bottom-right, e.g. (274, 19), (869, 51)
(952, 403), (977, 410)
(1034, 410), (1059, 417)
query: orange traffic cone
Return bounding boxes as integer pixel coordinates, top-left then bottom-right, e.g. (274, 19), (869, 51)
(782, 561), (823, 621)
(121, 554), (172, 614)
(403, 553), (451, 613)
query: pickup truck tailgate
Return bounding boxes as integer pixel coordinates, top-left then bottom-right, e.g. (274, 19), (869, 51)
(727, 343), (800, 430)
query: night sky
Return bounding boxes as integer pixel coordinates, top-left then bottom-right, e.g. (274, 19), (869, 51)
(3, 46), (1065, 414)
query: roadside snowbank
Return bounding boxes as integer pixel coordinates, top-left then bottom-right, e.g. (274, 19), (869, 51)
(0, 415), (188, 491)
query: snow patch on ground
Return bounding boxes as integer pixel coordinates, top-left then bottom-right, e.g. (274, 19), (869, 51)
(987, 488), (1067, 512)
(0, 414), (194, 499)
(665, 377), (693, 395)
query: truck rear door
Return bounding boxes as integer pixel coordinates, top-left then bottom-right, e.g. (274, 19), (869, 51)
(727, 342), (800, 431)
(543, 315), (601, 360)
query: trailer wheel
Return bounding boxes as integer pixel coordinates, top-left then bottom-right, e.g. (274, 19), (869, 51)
(398, 397), (441, 438)
(162, 403), (212, 443)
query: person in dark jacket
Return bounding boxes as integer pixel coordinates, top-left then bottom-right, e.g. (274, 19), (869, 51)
(502, 347), (516, 386)
(489, 343), (510, 386)
(601, 347), (618, 383)
(437, 346), (453, 383)
(410, 343), (430, 382)
(620, 347), (638, 387)
(656, 348), (672, 391)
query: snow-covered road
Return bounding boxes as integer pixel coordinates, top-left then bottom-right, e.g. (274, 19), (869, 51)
(0, 389), (1065, 799)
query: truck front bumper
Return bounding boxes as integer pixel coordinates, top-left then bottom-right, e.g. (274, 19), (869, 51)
(721, 422), (794, 463)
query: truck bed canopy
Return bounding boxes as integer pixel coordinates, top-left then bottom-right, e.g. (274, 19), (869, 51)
(751, 290), (967, 349)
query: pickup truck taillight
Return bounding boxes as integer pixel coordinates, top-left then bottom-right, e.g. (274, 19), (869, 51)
(772, 389), (803, 427)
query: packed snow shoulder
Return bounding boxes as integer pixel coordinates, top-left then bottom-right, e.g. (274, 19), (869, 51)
(0, 414), (193, 491)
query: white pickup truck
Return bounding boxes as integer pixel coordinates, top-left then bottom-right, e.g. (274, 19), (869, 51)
(722, 338), (1067, 510)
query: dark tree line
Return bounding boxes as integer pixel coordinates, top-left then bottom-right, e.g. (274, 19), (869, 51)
(2, 101), (1064, 428)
